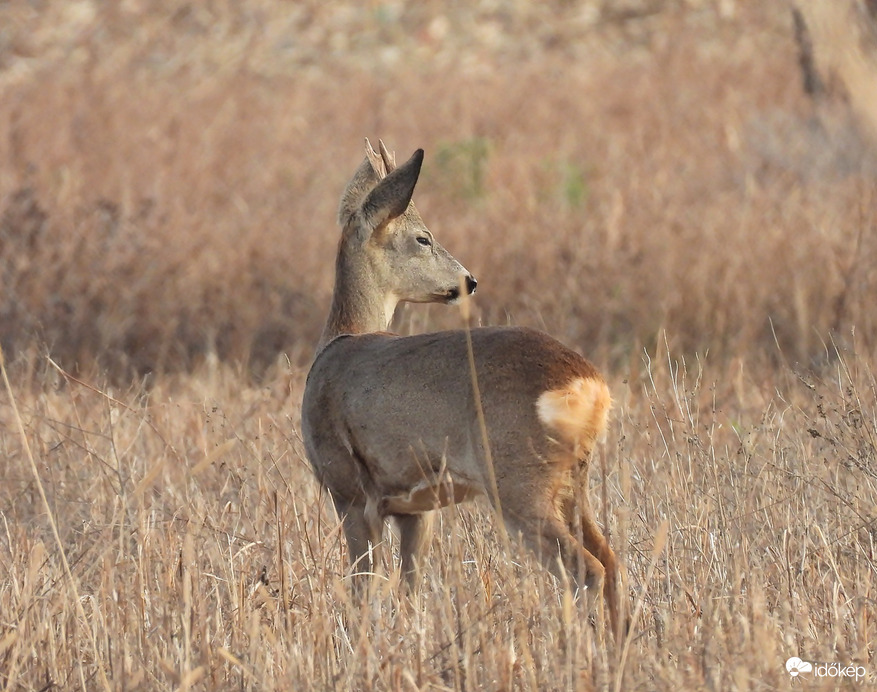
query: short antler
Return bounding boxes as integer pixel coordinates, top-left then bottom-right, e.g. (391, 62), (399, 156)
(365, 138), (388, 179)
(364, 138), (398, 179)
(378, 139), (397, 173)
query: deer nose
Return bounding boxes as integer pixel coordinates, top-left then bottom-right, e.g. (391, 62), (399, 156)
(465, 275), (477, 294)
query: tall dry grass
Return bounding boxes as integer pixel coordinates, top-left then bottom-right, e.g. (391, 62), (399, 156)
(1, 340), (874, 689)
(1, 1), (876, 690)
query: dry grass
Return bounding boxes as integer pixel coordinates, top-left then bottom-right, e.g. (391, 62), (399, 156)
(1, 1), (876, 689)
(1, 341), (874, 689)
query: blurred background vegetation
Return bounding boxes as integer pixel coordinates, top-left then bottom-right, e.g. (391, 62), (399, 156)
(1, 0), (877, 379)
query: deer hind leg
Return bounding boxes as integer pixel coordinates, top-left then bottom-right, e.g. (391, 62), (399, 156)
(568, 492), (629, 638)
(333, 495), (384, 588)
(504, 510), (607, 624)
(394, 511), (435, 588)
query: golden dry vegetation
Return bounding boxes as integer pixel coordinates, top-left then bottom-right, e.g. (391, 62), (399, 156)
(1, 1), (875, 689)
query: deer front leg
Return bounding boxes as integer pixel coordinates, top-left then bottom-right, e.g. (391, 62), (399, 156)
(334, 496), (384, 589)
(395, 511), (435, 589)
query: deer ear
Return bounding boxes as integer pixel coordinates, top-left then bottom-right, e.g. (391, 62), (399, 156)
(359, 149), (424, 231)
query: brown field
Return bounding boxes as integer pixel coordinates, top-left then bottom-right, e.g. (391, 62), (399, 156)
(1, 1), (875, 689)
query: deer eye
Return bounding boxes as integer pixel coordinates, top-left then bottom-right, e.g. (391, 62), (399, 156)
(416, 236), (432, 247)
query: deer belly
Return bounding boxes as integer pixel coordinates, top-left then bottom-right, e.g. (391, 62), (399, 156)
(380, 477), (483, 515)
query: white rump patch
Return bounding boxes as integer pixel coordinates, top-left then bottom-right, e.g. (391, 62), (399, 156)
(536, 377), (611, 455)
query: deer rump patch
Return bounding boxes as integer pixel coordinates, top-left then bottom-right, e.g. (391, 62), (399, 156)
(536, 377), (611, 459)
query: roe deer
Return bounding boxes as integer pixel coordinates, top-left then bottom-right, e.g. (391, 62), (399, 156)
(302, 139), (627, 635)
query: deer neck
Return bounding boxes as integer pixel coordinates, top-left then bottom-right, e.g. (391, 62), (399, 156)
(317, 241), (398, 352)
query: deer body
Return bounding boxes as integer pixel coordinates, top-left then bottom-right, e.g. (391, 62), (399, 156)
(301, 140), (625, 634)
